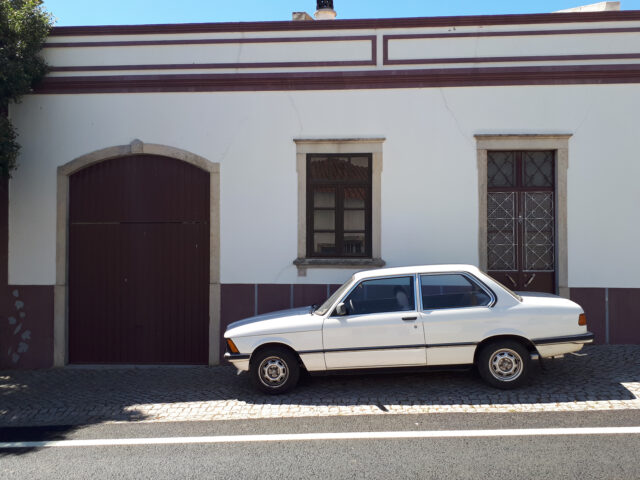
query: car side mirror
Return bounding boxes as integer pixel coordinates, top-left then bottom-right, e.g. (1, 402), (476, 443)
(335, 302), (347, 316)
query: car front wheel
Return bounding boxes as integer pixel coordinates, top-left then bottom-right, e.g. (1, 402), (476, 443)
(477, 340), (530, 389)
(250, 347), (300, 395)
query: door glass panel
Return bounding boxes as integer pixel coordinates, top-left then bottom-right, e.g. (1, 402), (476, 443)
(313, 233), (335, 255)
(343, 276), (415, 315)
(488, 152), (515, 187)
(420, 274), (491, 310)
(524, 192), (555, 271)
(487, 192), (516, 271)
(314, 210), (335, 230)
(523, 151), (554, 187)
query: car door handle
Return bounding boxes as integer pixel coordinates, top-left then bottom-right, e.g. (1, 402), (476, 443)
(402, 316), (417, 321)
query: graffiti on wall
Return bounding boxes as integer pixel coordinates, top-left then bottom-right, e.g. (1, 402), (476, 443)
(6, 289), (31, 364)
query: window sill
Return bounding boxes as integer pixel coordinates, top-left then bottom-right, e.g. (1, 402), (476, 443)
(293, 257), (386, 276)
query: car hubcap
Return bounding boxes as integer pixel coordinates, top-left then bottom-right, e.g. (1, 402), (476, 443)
(258, 356), (289, 388)
(489, 348), (523, 382)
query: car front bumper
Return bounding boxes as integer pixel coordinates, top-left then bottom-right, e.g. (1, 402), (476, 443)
(224, 352), (250, 372)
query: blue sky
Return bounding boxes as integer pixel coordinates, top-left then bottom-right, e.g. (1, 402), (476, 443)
(42, 0), (640, 26)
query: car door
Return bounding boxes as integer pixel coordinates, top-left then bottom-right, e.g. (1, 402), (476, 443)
(322, 275), (426, 369)
(418, 273), (496, 366)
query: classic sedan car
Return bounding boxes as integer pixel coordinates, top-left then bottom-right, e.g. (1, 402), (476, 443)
(224, 265), (593, 394)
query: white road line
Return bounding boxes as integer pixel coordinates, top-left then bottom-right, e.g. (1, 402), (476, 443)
(1, 426), (640, 449)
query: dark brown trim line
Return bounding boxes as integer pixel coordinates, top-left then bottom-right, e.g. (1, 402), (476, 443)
(50, 60), (375, 72)
(49, 10), (640, 36)
(384, 53), (640, 66)
(45, 34), (376, 48)
(384, 26), (640, 42)
(34, 64), (640, 94)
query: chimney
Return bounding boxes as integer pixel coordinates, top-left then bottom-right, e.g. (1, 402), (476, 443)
(315, 0), (337, 20)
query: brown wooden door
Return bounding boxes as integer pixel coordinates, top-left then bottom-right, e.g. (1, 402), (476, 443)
(68, 155), (210, 364)
(487, 151), (556, 293)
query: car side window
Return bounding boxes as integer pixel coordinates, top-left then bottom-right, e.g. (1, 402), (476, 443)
(420, 274), (491, 310)
(342, 276), (415, 315)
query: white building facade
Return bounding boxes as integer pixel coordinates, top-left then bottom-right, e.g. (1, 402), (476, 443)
(3, 9), (640, 368)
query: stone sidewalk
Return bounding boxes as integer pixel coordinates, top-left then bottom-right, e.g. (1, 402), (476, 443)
(1, 346), (639, 427)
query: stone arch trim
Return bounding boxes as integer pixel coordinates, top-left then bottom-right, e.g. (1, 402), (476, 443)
(54, 140), (221, 366)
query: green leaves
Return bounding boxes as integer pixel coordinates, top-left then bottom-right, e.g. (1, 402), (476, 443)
(0, 114), (19, 178)
(0, 0), (53, 177)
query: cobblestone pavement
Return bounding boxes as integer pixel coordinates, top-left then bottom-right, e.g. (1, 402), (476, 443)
(0, 346), (639, 427)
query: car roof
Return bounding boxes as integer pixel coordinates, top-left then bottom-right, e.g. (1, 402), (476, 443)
(352, 264), (483, 281)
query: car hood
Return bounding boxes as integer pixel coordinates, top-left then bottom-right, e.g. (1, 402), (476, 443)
(224, 306), (322, 338)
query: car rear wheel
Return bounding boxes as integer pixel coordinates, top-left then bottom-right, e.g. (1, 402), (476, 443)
(250, 347), (300, 395)
(477, 340), (530, 389)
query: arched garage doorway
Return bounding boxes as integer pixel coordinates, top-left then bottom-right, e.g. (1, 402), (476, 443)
(56, 141), (220, 365)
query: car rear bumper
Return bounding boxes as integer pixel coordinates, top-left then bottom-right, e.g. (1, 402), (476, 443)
(532, 332), (594, 358)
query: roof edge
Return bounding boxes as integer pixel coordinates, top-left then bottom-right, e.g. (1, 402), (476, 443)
(50, 10), (640, 37)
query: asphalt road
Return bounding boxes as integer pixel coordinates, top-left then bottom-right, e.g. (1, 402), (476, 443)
(1, 411), (640, 479)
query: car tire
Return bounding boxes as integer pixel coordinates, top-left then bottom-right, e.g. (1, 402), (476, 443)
(250, 347), (300, 395)
(477, 340), (530, 389)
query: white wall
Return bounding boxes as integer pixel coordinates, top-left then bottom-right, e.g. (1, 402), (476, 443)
(8, 83), (640, 287)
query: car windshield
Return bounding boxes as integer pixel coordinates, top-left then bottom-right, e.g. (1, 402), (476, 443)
(313, 277), (354, 316)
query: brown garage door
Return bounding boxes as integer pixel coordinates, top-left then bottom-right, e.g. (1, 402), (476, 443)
(68, 155), (210, 364)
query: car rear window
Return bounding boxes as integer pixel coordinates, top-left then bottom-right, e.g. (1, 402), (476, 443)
(420, 274), (492, 310)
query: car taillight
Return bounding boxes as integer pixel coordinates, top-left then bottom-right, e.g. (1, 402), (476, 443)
(578, 313), (587, 326)
(226, 338), (240, 354)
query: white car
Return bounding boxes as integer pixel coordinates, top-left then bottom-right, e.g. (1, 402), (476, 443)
(224, 265), (593, 394)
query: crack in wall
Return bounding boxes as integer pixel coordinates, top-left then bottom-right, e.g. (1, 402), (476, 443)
(437, 88), (474, 147)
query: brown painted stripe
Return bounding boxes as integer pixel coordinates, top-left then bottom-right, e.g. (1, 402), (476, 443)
(50, 60), (376, 72)
(293, 284), (329, 308)
(570, 288), (606, 345)
(1, 285), (54, 369)
(384, 53), (640, 66)
(34, 64), (640, 94)
(257, 284), (292, 315)
(48, 55), (640, 74)
(45, 34), (377, 48)
(609, 288), (640, 344)
(48, 10), (640, 36)
(383, 26), (640, 42)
